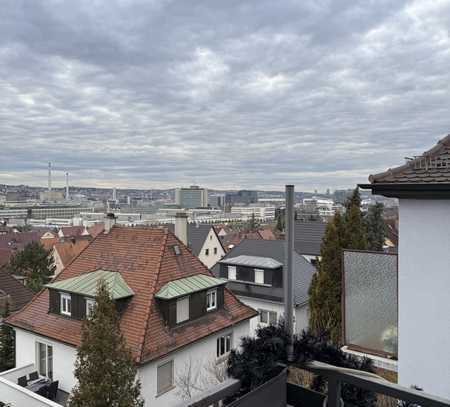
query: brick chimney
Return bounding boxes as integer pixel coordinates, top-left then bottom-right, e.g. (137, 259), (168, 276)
(174, 212), (188, 246)
(104, 213), (116, 234)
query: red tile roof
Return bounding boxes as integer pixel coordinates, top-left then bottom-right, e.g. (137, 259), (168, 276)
(54, 238), (91, 268)
(7, 226), (256, 363)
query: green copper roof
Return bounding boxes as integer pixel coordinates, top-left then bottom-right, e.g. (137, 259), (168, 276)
(155, 274), (227, 300)
(45, 269), (134, 300)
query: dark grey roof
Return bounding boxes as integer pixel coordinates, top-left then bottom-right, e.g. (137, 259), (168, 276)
(294, 221), (327, 256)
(167, 223), (213, 256)
(213, 239), (316, 305)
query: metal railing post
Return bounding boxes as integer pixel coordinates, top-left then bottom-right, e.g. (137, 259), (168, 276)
(327, 376), (342, 407)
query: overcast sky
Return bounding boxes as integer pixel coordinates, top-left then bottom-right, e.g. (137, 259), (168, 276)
(1, 0), (449, 191)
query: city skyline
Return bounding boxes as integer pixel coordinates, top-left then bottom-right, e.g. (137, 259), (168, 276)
(1, 1), (449, 190)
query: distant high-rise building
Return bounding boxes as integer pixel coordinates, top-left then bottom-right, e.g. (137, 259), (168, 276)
(225, 190), (258, 207)
(175, 186), (208, 209)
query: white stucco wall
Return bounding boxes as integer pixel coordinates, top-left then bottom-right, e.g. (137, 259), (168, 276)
(398, 199), (450, 399)
(237, 296), (309, 337)
(15, 328), (78, 394)
(137, 320), (250, 407)
(197, 228), (225, 269)
(14, 320), (250, 407)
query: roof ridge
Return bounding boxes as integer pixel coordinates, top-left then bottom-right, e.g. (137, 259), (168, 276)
(137, 228), (169, 363)
(369, 134), (450, 183)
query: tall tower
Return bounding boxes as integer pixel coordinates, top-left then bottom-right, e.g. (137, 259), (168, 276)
(112, 187), (117, 202)
(65, 172), (70, 201)
(48, 162), (52, 192)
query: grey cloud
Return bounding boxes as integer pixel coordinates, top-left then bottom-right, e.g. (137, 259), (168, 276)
(0, 0), (449, 191)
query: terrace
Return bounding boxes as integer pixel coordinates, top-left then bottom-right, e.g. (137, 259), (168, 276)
(0, 364), (69, 407)
(178, 361), (450, 407)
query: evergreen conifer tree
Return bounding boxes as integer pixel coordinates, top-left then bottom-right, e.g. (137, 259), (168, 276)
(309, 188), (369, 344)
(69, 281), (144, 407)
(366, 203), (386, 251)
(0, 303), (15, 372)
(7, 242), (55, 292)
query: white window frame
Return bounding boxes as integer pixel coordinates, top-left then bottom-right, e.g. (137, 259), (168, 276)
(36, 341), (53, 380)
(85, 298), (96, 318)
(259, 309), (277, 325)
(176, 296), (190, 324)
(206, 289), (217, 311)
(205, 248), (209, 256)
(254, 269), (265, 284)
(216, 333), (232, 359)
(228, 265), (237, 280)
(157, 359), (174, 396)
(60, 292), (71, 316)
(214, 247), (218, 255)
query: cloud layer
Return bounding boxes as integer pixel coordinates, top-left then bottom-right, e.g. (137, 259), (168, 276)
(1, 0), (449, 191)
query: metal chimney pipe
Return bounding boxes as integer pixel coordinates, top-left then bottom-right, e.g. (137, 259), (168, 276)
(65, 172), (69, 201)
(284, 184), (295, 362)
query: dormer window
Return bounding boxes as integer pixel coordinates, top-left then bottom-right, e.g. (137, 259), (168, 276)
(46, 269), (134, 320)
(155, 274), (227, 327)
(60, 293), (71, 316)
(206, 289), (217, 311)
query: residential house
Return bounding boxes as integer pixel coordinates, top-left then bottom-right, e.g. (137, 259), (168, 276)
(3, 225), (256, 406)
(0, 268), (34, 315)
(361, 134), (450, 399)
(167, 219), (226, 269)
(212, 239), (316, 336)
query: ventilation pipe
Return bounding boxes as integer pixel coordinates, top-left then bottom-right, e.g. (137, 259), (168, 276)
(175, 211), (188, 246)
(284, 185), (295, 362)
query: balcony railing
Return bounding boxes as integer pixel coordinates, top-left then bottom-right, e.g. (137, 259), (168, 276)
(176, 361), (450, 407)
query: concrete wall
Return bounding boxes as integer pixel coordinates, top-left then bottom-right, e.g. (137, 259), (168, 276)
(198, 228), (225, 269)
(15, 328), (78, 394)
(398, 199), (450, 399)
(138, 320), (250, 407)
(237, 296), (309, 336)
(0, 376), (62, 407)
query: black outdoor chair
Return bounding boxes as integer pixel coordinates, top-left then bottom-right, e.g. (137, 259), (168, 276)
(36, 385), (49, 398)
(46, 380), (59, 401)
(17, 375), (28, 387)
(28, 371), (39, 381)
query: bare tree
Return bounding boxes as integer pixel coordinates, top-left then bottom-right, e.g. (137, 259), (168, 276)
(176, 356), (228, 400)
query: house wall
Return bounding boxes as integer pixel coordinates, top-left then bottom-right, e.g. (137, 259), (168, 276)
(15, 328), (78, 394)
(198, 228), (225, 269)
(236, 296), (309, 337)
(14, 322), (250, 407)
(52, 249), (64, 276)
(137, 320), (250, 407)
(398, 199), (450, 399)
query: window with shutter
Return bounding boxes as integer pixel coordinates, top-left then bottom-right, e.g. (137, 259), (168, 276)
(176, 296), (189, 323)
(157, 360), (174, 395)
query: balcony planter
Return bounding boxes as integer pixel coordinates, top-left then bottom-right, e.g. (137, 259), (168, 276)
(226, 367), (287, 407)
